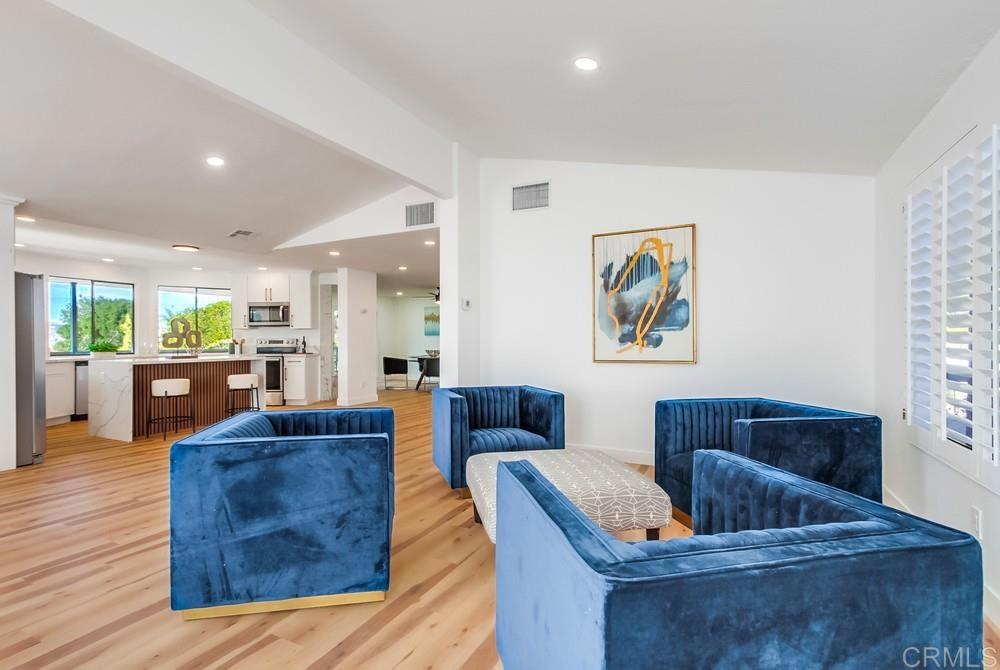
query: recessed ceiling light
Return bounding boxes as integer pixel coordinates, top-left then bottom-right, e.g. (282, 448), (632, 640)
(257, 266), (268, 271)
(328, 250), (341, 256)
(15, 216), (35, 223)
(424, 240), (436, 246)
(205, 156), (225, 167)
(101, 257), (115, 263)
(14, 243), (24, 248)
(192, 266), (203, 271)
(395, 291), (403, 296)
(574, 57), (599, 71)
(398, 265), (407, 271)
(172, 244), (200, 252)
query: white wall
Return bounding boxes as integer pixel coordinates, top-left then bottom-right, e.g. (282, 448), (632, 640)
(874, 29), (1000, 623)
(337, 267), (378, 405)
(480, 159), (876, 464)
(0, 196), (20, 471)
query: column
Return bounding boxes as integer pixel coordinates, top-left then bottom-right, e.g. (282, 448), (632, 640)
(0, 195), (23, 471)
(438, 144), (481, 387)
(336, 267), (378, 406)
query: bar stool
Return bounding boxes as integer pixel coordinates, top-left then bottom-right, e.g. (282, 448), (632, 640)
(147, 378), (194, 439)
(226, 373), (261, 416)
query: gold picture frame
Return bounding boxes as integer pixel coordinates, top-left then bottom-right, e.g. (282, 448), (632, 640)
(592, 224), (697, 364)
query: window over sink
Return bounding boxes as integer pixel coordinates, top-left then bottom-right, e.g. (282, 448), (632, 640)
(48, 277), (135, 355)
(158, 286), (232, 352)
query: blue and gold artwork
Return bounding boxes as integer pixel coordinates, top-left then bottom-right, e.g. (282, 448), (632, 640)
(593, 224), (696, 363)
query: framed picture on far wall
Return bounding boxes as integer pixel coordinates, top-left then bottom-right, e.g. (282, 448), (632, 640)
(424, 305), (440, 336)
(592, 224), (697, 364)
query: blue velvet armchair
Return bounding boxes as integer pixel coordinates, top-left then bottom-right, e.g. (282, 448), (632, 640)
(496, 450), (982, 670)
(655, 397), (882, 514)
(170, 408), (394, 618)
(432, 385), (565, 489)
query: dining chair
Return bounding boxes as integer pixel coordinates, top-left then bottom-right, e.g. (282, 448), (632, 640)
(383, 357), (410, 390)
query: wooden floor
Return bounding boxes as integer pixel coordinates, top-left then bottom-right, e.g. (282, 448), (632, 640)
(0, 390), (688, 670)
(3, 391), (992, 668)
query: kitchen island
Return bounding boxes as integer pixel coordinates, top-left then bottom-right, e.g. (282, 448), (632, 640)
(88, 355), (268, 442)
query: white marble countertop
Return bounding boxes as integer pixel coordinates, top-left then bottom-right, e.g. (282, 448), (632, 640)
(89, 354), (268, 366)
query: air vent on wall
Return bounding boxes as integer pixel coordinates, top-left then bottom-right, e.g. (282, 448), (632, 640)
(405, 202), (435, 227)
(227, 229), (259, 240)
(512, 182), (549, 211)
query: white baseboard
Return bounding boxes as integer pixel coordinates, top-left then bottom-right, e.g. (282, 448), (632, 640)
(881, 485), (911, 512)
(567, 442), (653, 466)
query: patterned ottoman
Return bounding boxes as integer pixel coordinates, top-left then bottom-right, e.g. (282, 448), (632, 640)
(466, 449), (672, 543)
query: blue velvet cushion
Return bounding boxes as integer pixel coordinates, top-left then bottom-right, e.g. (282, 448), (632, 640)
(432, 385), (565, 488)
(470, 427), (550, 455)
(170, 408), (395, 611)
(655, 397), (882, 514)
(495, 451), (981, 670)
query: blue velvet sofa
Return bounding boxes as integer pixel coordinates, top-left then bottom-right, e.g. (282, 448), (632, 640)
(496, 450), (982, 670)
(169, 408), (394, 618)
(432, 385), (564, 489)
(655, 397), (882, 514)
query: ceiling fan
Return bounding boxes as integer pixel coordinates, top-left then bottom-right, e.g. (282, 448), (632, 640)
(410, 287), (440, 304)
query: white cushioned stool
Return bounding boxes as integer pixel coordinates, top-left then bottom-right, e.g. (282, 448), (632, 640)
(466, 449), (672, 544)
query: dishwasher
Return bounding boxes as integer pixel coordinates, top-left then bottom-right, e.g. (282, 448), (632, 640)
(74, 361), (88, 420)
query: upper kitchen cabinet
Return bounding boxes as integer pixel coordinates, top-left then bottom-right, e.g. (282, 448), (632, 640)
(231, 274), (248, 330)
(288, 271), (318, 329)
(248, 272), (289, 303)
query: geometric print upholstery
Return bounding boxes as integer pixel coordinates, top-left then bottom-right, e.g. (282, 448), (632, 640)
(467, 449), (672, 543)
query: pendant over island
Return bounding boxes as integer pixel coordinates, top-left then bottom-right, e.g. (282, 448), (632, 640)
(88, 355), (268, 442)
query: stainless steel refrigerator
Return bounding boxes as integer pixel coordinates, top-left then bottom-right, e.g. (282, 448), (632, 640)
(15, 272), (45, 466)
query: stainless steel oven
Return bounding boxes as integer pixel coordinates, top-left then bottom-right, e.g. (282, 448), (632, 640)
(256, 339), (300, 405)
(248, 302), (289, 327)
(263, 357), (284, 405)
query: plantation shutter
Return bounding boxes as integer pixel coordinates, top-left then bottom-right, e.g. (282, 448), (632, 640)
(908, 125), (998, 464)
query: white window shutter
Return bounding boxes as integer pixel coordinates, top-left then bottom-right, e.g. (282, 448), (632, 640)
(908, 124), (998, 464)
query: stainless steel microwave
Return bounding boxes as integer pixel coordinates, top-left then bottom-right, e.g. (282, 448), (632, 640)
(248, 302), (290, 327)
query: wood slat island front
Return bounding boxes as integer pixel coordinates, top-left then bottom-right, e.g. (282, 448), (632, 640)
(88, 355), (268, 442)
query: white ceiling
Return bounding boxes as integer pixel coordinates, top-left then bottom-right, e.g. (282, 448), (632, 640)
(0, 0), (404, 255)
(14, 216), (440, 289)
(251, 0), (1000, 175)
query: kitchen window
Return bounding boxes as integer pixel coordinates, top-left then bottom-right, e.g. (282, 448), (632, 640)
(48, 277), (135, 355)
(158, 286), (232, 352)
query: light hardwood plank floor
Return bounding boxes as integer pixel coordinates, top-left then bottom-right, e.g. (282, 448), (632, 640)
(0, 390), (687, 669)
(0, 391), (989, 668)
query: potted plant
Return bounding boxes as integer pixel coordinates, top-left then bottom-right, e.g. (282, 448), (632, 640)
(89, 340), (120, 360)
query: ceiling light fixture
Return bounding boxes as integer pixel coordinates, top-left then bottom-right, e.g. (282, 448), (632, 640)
(206, 156), (225, 167)
(172, 244), (200, 252)
(328, 250), (341, 256)
(15, 216), (35, 223)
(257, 266), (268, 271)
(398, 265), (407, 271)
(192, 266), (203, 271)
(395, 291), (403, 296)
(424, 240), (436, 246)
(14, 243), (24, 248)
(574, 57), (599, 71)
(101, 257), (115, 263)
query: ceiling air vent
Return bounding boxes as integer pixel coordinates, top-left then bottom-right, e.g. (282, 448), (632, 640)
(227, 229), (259, 240)
(512, 182), (549, 211)
(405, 202), (435, 227)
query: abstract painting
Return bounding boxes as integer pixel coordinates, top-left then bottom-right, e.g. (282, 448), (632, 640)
(592, 224), (696, 363)
(424, 306), (440, 336)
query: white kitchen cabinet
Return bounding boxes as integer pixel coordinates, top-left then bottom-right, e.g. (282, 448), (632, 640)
(288, 271), (317, 329)
(283, 355), (319, 405)
(230, 274), (248, 330)
(45, 361), (75, 420)
(247, 272), (289, 303)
